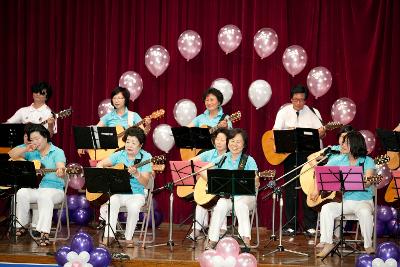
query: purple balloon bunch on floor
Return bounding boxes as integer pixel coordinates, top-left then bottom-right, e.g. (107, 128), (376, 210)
(55, 231), (111, 267)
(375, 205), (400, 237)
(53, 195), (93, 226)
(356, 241), (400, 267)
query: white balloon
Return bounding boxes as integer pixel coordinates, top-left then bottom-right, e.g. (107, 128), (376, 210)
(248, 79), (272, 109)
(66, 251), (79, 263)
(212, 255), (225, 267)
(153, 124), (175, 153)
(173, 99), (197, 126)
(385, 258), (398, 267)
(372, 258), (385, 267)
(78, 251), (90, 263)
(211, 78), (233, 106)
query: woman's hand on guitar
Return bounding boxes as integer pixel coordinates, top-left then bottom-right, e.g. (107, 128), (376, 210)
(56, 168), (65, 177)
(310, 190), (319, 202)
(128, 166), (139, 176)
(217, 120), (228, 128)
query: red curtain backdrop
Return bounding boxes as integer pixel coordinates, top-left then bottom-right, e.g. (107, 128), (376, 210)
(1, 0), (399, 227)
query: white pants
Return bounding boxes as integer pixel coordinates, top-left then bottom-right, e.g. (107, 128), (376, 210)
(320, 199), (374, 248)
(208, 196), (256, 242)
(16, 187), (64, 233)
(99, 190), (148, 220)
(195, 205), (227, 232)
(104, 194), (145, 240)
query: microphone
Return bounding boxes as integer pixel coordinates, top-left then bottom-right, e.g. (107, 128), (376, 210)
(217, 155), (227, 168)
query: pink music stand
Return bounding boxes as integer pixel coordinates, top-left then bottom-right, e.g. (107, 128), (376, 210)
(314, 166), (365, 192)
(169, 160), (208, 186)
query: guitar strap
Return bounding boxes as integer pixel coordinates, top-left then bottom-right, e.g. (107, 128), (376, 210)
(238, 154), (249, 170)
(218, 113), (227, 123)
(134, 152), (143, 165)
(308, 106), (324, 125)
(127, 111), (134, 128)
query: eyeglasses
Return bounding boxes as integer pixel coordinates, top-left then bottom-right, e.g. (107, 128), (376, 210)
(291, 98), (305, 103)
(33, 90), (47, 96)
(112, 97), (125, 101)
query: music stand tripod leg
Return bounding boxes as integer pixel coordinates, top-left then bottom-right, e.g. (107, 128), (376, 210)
(181, 202), (208, 249)
(102, 195), (122, 249)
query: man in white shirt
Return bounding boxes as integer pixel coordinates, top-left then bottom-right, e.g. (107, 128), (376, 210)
(7, 82), (56, 136)
(273, 85), (326, 236)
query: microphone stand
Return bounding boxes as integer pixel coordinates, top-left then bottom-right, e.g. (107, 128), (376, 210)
(149, 163), (217, 251)
(262, 151), (331, 256)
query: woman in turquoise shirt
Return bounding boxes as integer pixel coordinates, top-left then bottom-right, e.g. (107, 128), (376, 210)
(311, 131), (376, 257)
(8, 124), (66, 246)
(96, 126), (152, 248)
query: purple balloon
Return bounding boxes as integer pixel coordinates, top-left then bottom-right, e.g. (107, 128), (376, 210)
(89, 247), (112, 267)
(391, 207), (398, 219)
(148, 210), (163, 228)
(387, 219), (400, 237)
(377, 205), (394, 222)
(70, 232), (94, 253)
(118, 212), (128, 223)
(77, 195), (90, 209)
(376, 241), (400, 261)
(375, 219), (387, 237)
(72, 208), (93, 225)
(53, 208), (68, 225)
(67, 195), (80, 210)
(55, 246), (72, 266)
(355, 254), (375, 267)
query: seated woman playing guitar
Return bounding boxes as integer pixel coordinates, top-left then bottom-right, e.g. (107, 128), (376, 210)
(199, 128), (259, 249)
(187, 128), (230, 241)
(96, 126), (152, 248)
(8, 124), (66, 246)
(311, 131), (376, 257)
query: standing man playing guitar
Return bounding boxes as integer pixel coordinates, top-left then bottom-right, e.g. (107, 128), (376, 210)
(273, 85), (326, 236)
(311, 131), (376, 257)
(8, 124), (66, 246)
(96, 126), (152, 248)
(6, 82), (56, 137)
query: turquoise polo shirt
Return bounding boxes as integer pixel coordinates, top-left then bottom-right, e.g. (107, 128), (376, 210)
(20, 143), (66, 190)
(212, 152), (258, 171)
(109, 149), (152, 195)
(325, 154), (376, 201)
(100, 108), (142, 128)
(191, 107), (232, 128)
(199, 149), (224, 162)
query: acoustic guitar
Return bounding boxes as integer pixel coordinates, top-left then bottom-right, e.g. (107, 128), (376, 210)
(0, 107), (73, 154)
(87, 109), (165, 160)
(261, 121), (343, 165)
(193, 170), (276, 209)
(303, 155), (389, 211)
(386, 125), (400, 170)
(85, 154), (166, 206)
(179, 111), (241, 161)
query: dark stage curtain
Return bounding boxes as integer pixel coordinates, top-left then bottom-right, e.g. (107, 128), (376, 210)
(0, 0), (399, 227)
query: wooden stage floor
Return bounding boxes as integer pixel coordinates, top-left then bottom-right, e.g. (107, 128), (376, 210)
(0, 222), (371, 266)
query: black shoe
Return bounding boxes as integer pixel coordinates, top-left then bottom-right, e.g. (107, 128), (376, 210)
(31, 230), (41, 238)
(96, 220), (106, 230)
(282, 228), (296, 236)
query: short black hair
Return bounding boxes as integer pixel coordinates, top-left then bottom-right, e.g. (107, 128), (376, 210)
(122, 126), (146, 145)
(111, 86), (130, 109)
(290, 84), (308, 100)
(27, 124), (51, 142)
(202, 88), (224, 106)
(336, 125), (355, 141)
(31, 82), (53, 102)
(211, 128), (230, 148)
(228, 128), (248, 151)
(343, 131), (368, 159)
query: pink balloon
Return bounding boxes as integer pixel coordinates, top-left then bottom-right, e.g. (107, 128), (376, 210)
(218, 24), (242, 54)
(376, 163), (392, 189)
(235, 253), (258, 267)
(282, 45), (307, 76)
(198, 249), (217, 267)
(253, 28), (278, 59)
(119, 71), (143, 102)
(307, 66), (333, 99)
(215, 237), (240, 258)
(97, 99), (113, 118)
(330, 97), (357, 125)
(360, 130), (376, 154)
(145, 45), (170, 77)
(177, 30), (202, 61)
(173, 99), (197, 126)
(72, 262), (82, 267)
(67, 163), (84, 190)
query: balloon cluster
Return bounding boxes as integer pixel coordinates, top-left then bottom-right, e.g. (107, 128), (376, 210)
(54, 195), (93, 226)
(67, 163), (85, 190)
(375, 206), (399, 237)
(198, 237), (257, 267)
(55, 231), (111, 267)
(356, 242), (400, 267)
(118, 199), (163, 228)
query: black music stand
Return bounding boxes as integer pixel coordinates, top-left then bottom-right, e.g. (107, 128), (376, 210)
(376, 128), (400, 152)
(172, 127), (214, 150)
(314, 166), (365, 260)
(0, 160), (39, 244)
(84, 167), (132, 248)
(0, 124), (25, 161)
(169, 160), (209, 248)
(73, 126), (119, 160)
(207, 169), (256, 252)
